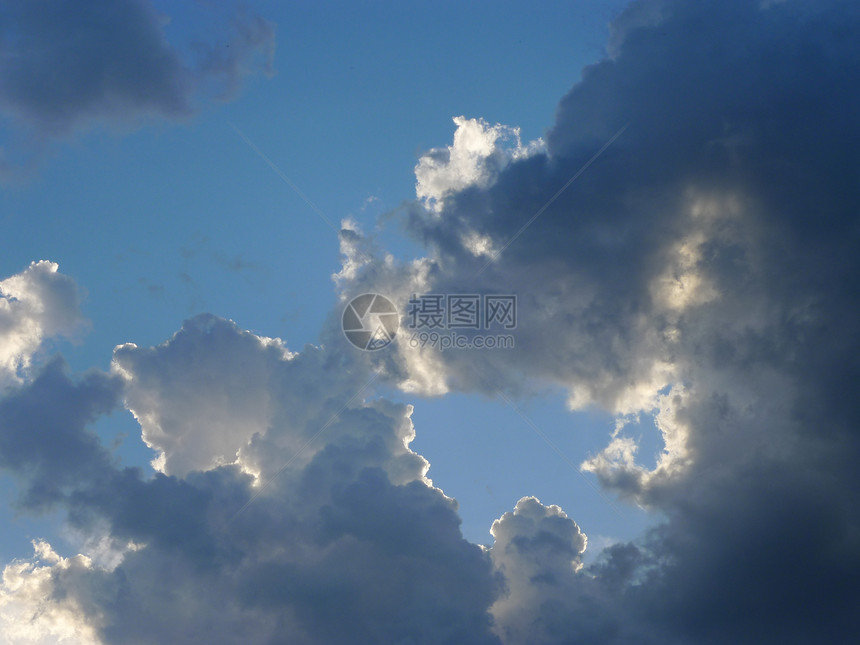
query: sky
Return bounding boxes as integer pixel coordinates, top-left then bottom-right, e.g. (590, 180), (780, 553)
(0, 1), (858, 643)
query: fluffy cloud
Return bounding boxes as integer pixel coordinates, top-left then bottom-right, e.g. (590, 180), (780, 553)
(489, 497), (588, 645)
(332, 0), (860, 641)
(112, 315), (432, 488)
(2, 0), (860, 643)
(0, 542), (101, 645)
(112, 315), (293, 476)
(0, 314), (501, 644)
(0, 261), (86, 388)
(0, 0), (275, 173)
(416, 116), (544, 214)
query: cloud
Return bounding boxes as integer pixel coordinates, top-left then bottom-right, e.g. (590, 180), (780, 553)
(0, 541), (101, 645)
(112, 315), (294, 476)
(331, 0), (860, 641)
(2, 0), (860, 643)
(0, 356), (121, 511)
(489, 497), (589, 645)
(0, 261), (87, 388)
(0, 313), (502, 644)
(0, 0), (275, 173)
(415, 116), (544, 214)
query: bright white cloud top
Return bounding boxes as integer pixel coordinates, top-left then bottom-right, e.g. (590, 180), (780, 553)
(0, 261), (86, 387)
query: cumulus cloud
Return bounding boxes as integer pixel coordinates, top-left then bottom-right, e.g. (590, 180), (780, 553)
(112, 315), (294, 476)
(0, 541), (102, 645)
(416, 116), (544, 213)
(0, 313), (501, 644)
(0, 0), (275, 173)
(489, 497), (588, 645)
(0, 261), (86, 388)
(332, 0), (860, 641)
(2, 0), (860, 643)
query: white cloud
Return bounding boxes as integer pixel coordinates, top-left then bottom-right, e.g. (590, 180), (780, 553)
(112, 314), (433, 488)
(0, 261), (85, 387)
(489, 497), (588, 645)
(415, 116), (543, 212)
(0, 542), (102, 645)
(112, 314), (294, 477)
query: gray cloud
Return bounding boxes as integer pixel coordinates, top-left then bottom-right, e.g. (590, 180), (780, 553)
(331, 0), (860, 641)
(1, 315), (502, 644)
(0, 0), (275, 172)
(488, 497), (591, 645)
(0, 357), (121, 511)
(2, 0), (860, 642)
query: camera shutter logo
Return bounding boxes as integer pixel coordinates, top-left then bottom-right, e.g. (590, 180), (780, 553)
(342, 293), (399, 350)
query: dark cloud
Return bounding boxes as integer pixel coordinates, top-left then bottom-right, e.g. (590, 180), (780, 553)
(340, 0), (860, 410)
(332, 0), (860, 641)
(2, 0), (860, 642)
(1, 316), (503, 644)
(0, 357), (121, 510)
(0, 0), (190, 133)
(0, 0), (275, 172)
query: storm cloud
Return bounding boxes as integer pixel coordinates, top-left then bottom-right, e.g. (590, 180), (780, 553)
(334, 0), (860, 641)
(1, 0), (859, 643)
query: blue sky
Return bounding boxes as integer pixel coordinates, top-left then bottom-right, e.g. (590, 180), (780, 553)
(1, 0), (627, 363)
(1, 1), (859, 643)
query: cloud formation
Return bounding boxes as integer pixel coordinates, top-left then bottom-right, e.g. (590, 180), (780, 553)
(415, 116), (544, 214)
(0, 541), (101, 644)
(2, 0), (860, 643)
(333, 0), (860, 641)
(0, 261), (86, 388)
(0, 0), (275, 173)
(488, 497), (589, 645)
(0, 315), (502, 644)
